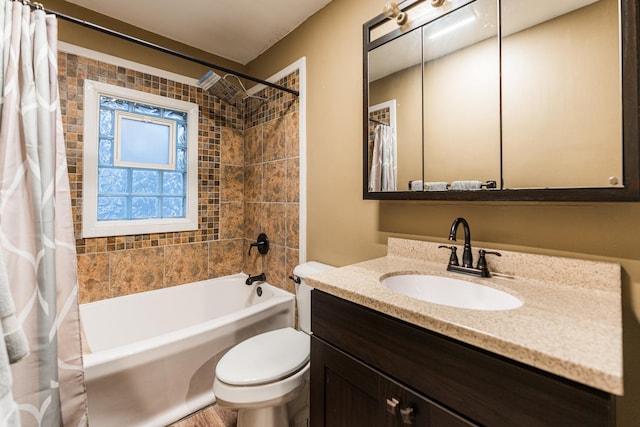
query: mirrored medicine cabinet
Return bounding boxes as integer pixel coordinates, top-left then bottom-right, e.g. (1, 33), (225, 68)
(363, 0), (640, 201)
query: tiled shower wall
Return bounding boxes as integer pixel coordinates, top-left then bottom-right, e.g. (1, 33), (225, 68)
(58, 51), (300, 303)
(243, 82), (300, 294)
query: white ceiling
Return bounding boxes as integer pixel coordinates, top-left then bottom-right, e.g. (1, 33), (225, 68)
(63, 0), (333, 65)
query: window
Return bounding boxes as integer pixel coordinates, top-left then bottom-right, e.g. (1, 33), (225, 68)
(82, 80), (199, 238)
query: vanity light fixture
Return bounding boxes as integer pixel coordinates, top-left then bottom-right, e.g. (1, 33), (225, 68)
(384, 0), (448, 27)
(383, 2), (408, 25)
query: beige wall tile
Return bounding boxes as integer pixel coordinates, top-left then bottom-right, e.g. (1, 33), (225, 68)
(286, 111), (299, 158)
(77, 253), (110, 303)
(264, 244), (287, 289)
(263, 203), (286, 246)
(244, 202), (263, 239)
(219, 202), (244, 239)
(264, 160), (286, 202)
(110, 247), (165, 297)
(286, 204), (300, 249)
(165, 243), (209, 286)
(221, 127), (244, 166)
(209, 239), (244, 278)
(264, 117), (286, 161)
(221, 165), (244, 202)
(286, 158), (300, 203)
(244, 126), (263, 165)
(244, 164), (263, 202)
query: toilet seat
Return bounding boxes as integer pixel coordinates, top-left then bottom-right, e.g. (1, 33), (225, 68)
(214, 361), (310, 407)
(216, 327), (309, 386)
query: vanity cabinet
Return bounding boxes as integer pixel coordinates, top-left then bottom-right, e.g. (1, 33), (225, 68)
(310, 290), (615, 427)
(312, 337), (477, 426)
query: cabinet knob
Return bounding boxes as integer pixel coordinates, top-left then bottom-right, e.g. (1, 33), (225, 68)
(386, 397), (400, 415)
(400, 406), (415, 425)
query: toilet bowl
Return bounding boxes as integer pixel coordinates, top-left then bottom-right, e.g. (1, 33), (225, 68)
(213, 262), (334, 427)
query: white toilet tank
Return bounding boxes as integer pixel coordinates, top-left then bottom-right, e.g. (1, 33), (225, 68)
(292, 261), (334, 334)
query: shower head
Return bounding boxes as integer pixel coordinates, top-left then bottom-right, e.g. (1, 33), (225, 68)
(198, 70), (221, 90)
(197, 70), (268, 108)
(198, 70), (244, 106)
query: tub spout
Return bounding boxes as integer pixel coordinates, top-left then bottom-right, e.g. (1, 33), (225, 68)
(246, 272), (266, 285)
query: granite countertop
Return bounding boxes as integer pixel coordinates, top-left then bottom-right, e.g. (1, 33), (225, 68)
(306, 238), (623, 395)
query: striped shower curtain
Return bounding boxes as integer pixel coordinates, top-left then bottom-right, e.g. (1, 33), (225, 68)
(368, 124), (397, 192)
(0, 1), (87, 426)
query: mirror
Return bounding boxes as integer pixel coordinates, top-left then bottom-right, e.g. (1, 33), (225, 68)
(364, 0), (640, 201)
(422, 0), (500, 187)
(368, 28), (422, 191)
(501, 0), (622, 189)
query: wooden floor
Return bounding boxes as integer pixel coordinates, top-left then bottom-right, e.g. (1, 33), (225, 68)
(168, 405), (237, 427)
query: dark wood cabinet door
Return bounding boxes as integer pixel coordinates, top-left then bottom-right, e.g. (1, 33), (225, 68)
(311, 336), (379, 427)
(380, 376), (478, 427)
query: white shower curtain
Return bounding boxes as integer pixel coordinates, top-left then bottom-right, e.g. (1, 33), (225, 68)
(0, 1), (87, 426)
(368, 124), (397, 192)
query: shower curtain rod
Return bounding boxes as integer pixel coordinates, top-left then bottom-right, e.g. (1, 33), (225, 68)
(369, 118), (389, 126)
(31, 2), (299, 97)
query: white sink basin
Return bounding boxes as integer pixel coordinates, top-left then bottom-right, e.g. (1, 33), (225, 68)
(381, 274), (523, 311)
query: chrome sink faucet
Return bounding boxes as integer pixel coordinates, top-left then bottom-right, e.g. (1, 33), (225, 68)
(440, 217), (501, 278)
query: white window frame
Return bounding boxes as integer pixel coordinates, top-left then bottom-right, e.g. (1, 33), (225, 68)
(82, 79), (199, 238)
(114, 112), (176, 170)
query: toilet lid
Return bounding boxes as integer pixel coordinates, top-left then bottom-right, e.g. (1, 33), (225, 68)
(216, 328), (310, 386)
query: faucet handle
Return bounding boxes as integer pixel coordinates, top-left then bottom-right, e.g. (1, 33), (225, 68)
(477, 249), (501, 277)
(248, 233), (270, 256)
(438, 245), (459, 266)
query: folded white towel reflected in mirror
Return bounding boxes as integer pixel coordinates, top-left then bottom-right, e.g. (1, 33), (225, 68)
(451, 180), (482, 191)
(424, 181), (448, 191)
(409, 180), (449, 191)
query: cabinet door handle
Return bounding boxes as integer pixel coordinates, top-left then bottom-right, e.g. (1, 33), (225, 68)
(385, 397), (400, 415)
(400, 406), (415, 425)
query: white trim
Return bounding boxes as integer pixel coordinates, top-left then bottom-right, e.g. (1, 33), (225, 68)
(114, 112), (176, 170)
(82, 80), (199, 238)
(58, 41), (199, 86)
(250, 58), (308, 264)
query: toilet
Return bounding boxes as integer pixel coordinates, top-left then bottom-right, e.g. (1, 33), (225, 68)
(213, 261), (334, 427)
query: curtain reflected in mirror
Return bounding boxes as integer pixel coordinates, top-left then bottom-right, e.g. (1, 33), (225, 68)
(368, 100), (399, 191)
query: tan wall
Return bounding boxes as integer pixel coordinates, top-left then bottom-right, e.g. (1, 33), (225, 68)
(246, 0), (640, 424)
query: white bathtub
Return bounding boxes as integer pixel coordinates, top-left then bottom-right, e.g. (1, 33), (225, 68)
(80, 273), (295, 427)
